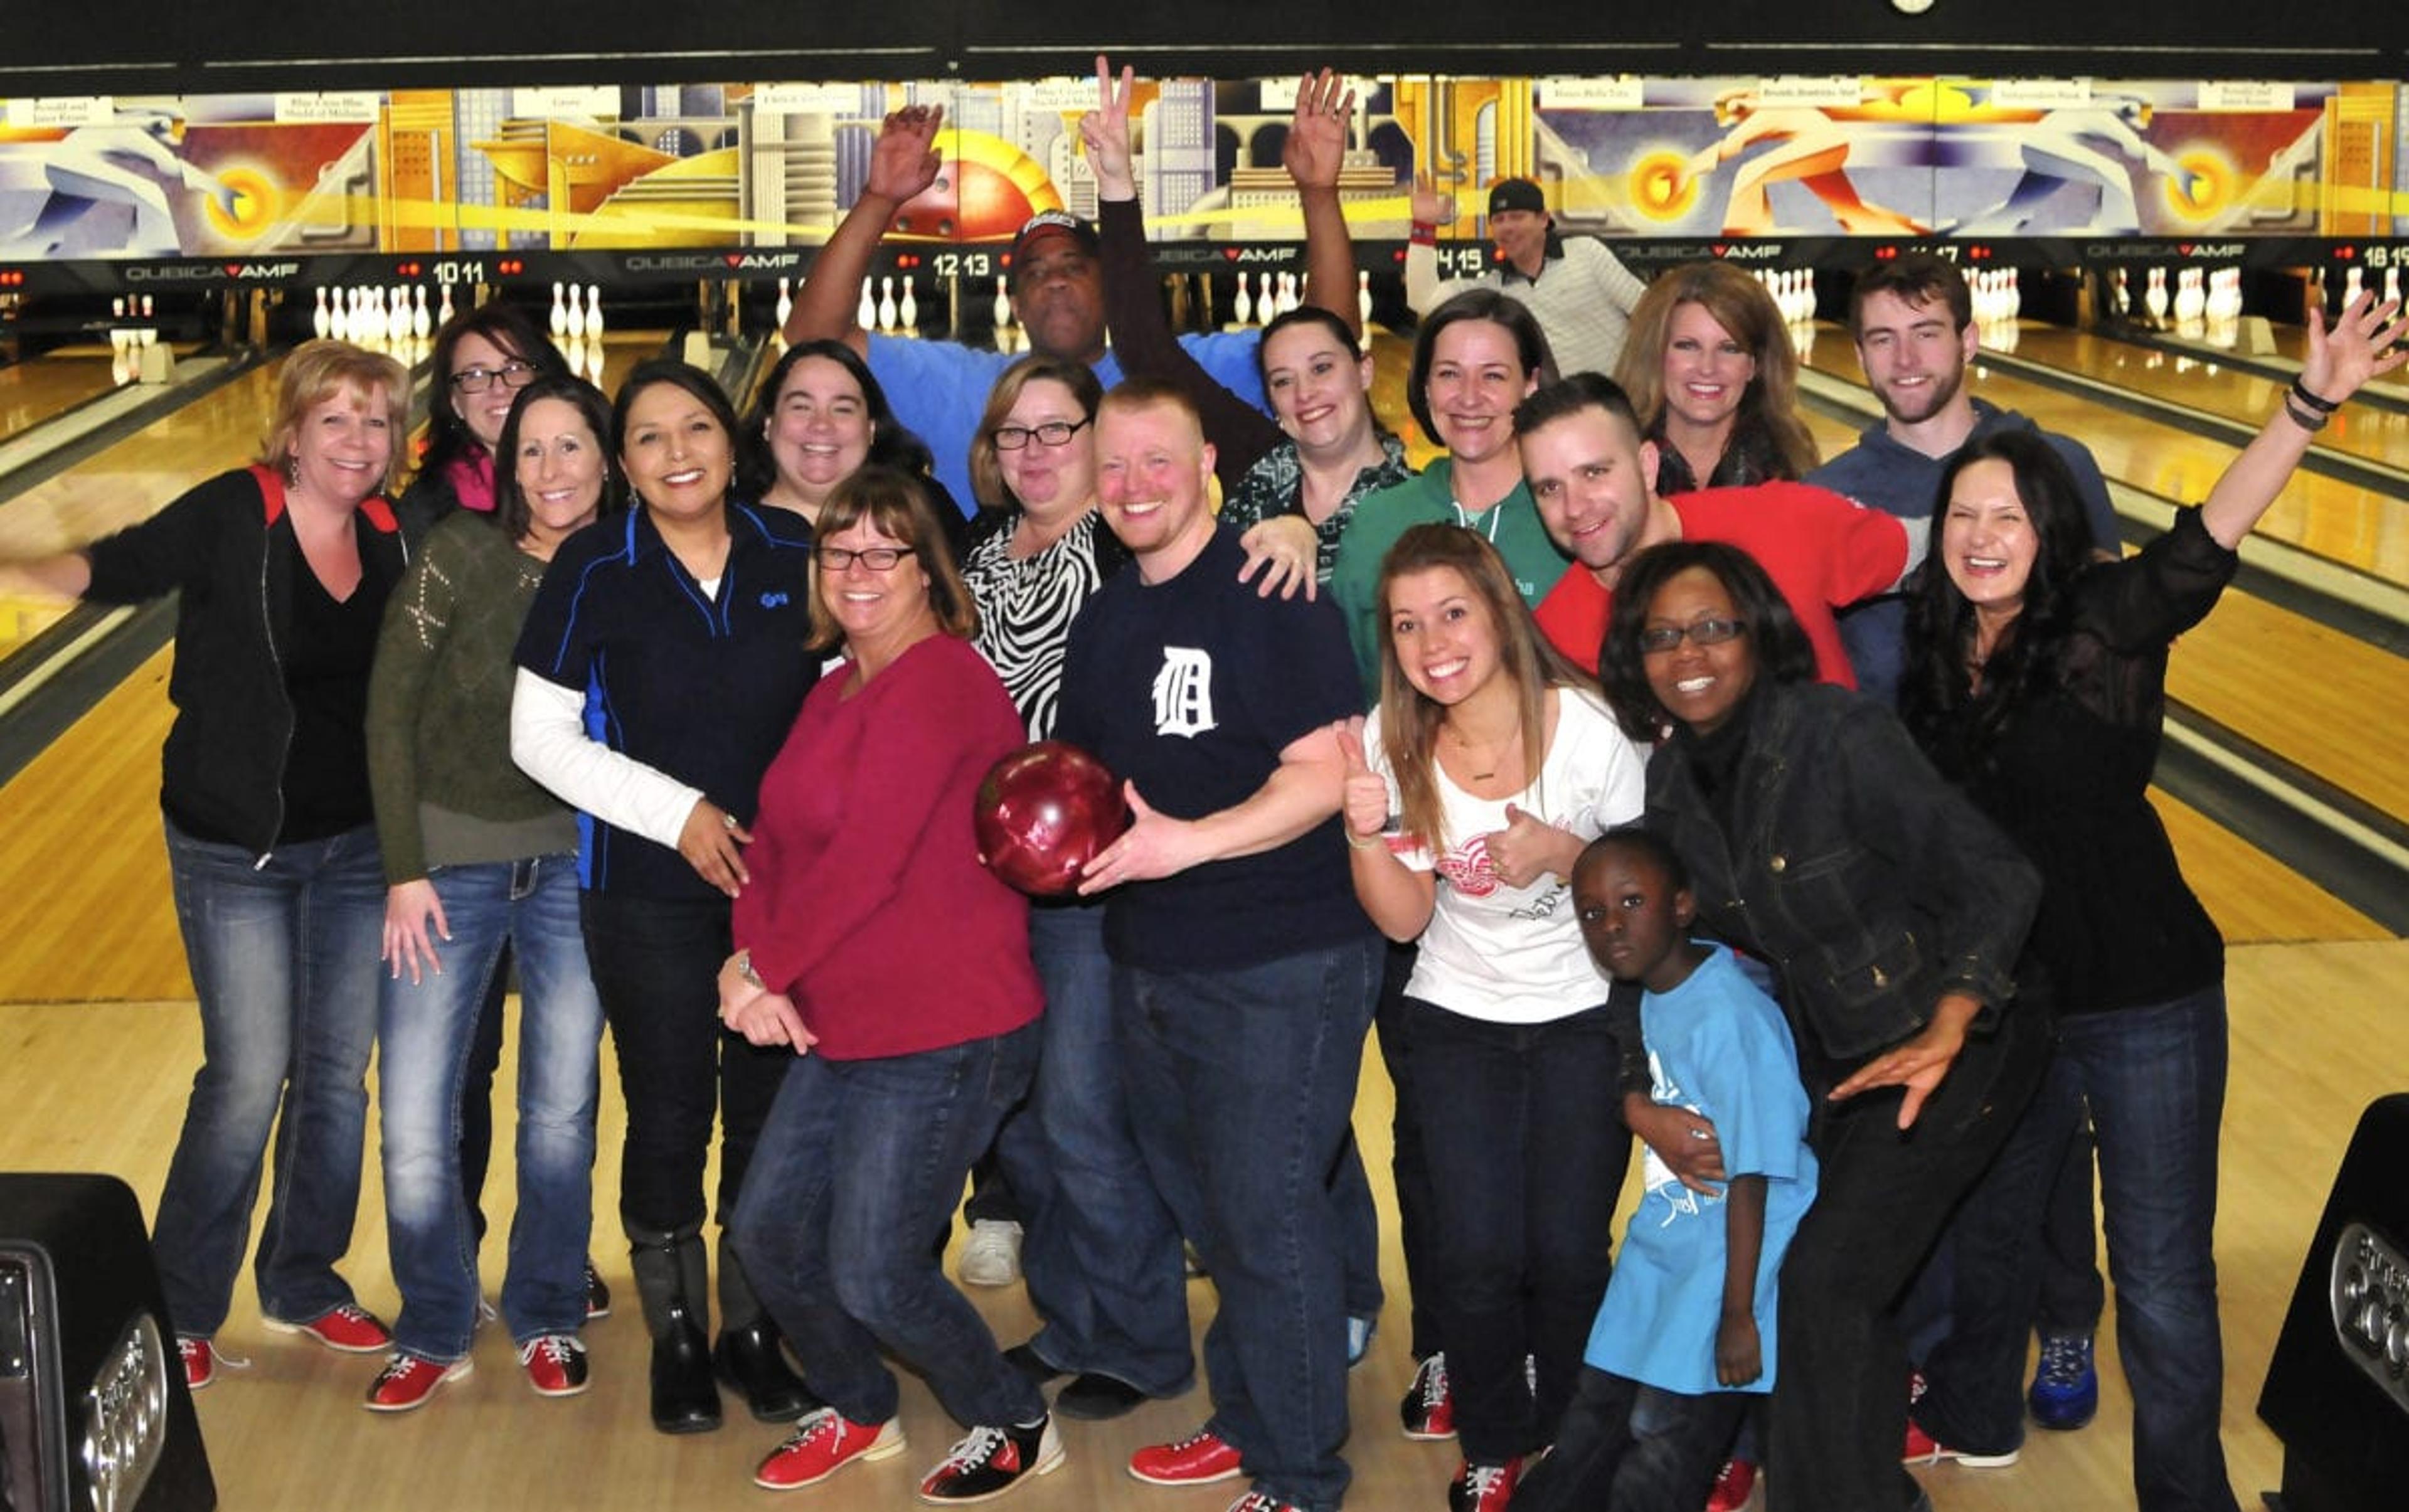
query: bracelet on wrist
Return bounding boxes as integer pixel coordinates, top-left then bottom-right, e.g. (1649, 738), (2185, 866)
(734, 949), (765, 989)
(1408, 223), (1437, 247)
(2282, 397), (2328, 432)
(2289, 378), (2340, 413)
(1344, 828), (1382, 851)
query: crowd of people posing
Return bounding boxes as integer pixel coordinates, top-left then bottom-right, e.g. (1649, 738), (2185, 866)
(3, 58), (2401, 1512)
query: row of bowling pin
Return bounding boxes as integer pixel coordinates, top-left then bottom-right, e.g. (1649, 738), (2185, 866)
(1751, 268), (1816, 327)
(107, 295), (160, 385)
(1226, 270), (1309, 329)
(314, 284), (454, 346)
(2316, 264), (2403, 313)
(1970, 268), (2023, 327)
(548, 282), (608, 344)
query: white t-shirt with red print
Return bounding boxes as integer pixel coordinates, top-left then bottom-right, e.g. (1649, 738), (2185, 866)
(1366, 686), (1646, 1024)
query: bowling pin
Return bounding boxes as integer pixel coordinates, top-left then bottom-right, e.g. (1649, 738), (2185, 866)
(138, 294), (157, 346)
(1357, 269), (1373, 331)
(587, 285), (605, 340)
(992, 274), (1012, 341)
(878, 275), (898, 334)
(2143, 267), (2169, 324)
(550, 282), (570, 339)
(312, 287), (332, 339)
(412, 285), (432, 340)
(2386, 266), (2403, 308)
(1232, 271), (1253, 328)
(2343, 266), (2364, 307)
(437, 283), (455, 329)
(775, 277), (795, 330)
(565, 280), (587, 340)
(898, 277), (918, 334)
(859, 279), (878, 334)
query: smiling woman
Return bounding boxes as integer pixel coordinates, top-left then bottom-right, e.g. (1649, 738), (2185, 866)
(1613, 262), (1817, 496)
(0, 339), (413, 1390)
(508, 358), (821, 1437)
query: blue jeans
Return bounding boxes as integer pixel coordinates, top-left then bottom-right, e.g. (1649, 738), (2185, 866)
(153, 818), (385, 1338)
(1119, 937), (1381, 1512)
(1401, 996), (1626, 1463)
(996, 903), (1193, 1395)
(731, 1023), (1046, 1430)
(379, 856), (603, 1360)
(1513, 1368), (1752, 1512)
(2058, 989), (2240, 1512)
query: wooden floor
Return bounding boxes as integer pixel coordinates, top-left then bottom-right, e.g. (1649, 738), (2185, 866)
(0, 319), (2400, 1510)
(0, 344), (122, 442)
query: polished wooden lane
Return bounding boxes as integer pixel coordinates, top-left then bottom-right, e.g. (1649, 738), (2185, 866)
(2001, 325), (2409, 471)
(0, 345), (125, 443)
(0, 929), (2395, 1512)
(1801, 324), (2409, 586)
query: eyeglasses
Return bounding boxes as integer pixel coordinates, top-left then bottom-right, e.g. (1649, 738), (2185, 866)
(992, 417), (1091, 450)
(450, 359), (539, 393)
(1637, 617), (1748, 653)
(814, 545), (909, 572)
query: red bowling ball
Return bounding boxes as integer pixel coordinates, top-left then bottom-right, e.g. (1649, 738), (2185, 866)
(974, 740), (1129, 897)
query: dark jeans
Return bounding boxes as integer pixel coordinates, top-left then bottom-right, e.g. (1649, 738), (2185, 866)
(455, 947), (509, 1244)
(2038, 1106), (2105, 1338)
(2061, 989), (2240, 1512)
(731, 1023), (1046, 1430)
(578, 891), (790, 1237)
(154, 819), (383, 1337)
(996, 903), (1191, 1394)
(1913, 1040), (2081, 1457)
(1514, 1367), (1752, 1512)
(1766, 1006), (2047, 1512)
(1119, 937), (1381, 1512)
(1401, 995), (1626, 1462)
(1373, 940), (1439, 1359)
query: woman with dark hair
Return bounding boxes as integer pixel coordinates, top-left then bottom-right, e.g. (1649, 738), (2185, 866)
(0, 341), (411, 1387)
(1218, 307), (1412, 587)
(1895, 293), (2404, 1512)
(1598, 538), (2046, 1512)
(1613, 263), (1816, 496)
(510, 359), (817, 1435)
(397, 299), (568, 545)
(1339, 523), (1644, 1511)
(1331, 287), (1565, 702)
(719, 467), (1058, 1502)
(364, 374), (625, 1411)
(738, 336), (959, 529)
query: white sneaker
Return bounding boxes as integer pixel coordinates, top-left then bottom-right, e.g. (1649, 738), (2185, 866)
(957, 1220), (1024, 1287)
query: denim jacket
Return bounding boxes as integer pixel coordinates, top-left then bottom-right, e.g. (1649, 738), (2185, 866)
(1646, 681), (2039, 1068)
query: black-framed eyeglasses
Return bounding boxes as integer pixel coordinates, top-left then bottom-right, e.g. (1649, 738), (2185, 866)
(992, 417), (1092, 450)
(814, 545), (909, 572)
(1638, 617), (1748, 654)
(450, 359), (539, 393)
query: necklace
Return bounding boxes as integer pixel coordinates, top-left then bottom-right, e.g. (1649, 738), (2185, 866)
(1445, 721), (1521, 782)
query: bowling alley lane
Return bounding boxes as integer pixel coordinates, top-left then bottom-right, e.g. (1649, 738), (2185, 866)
(1800, 326), (2409, 586)
(0, 356), (292, 663)
(0, 344), (124, 444)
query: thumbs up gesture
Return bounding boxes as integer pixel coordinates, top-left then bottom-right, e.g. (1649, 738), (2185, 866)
(1334, 716), (1391, 846)
(1481, 801), (1580, 889)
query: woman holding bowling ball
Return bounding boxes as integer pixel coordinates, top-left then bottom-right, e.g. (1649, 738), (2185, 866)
(509, 360), (816, 1434)
(716, 467), (1060, 1501)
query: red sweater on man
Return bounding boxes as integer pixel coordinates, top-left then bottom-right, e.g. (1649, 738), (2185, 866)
(1535, 481), (1908, 686)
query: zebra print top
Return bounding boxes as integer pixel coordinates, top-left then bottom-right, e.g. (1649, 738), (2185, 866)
(961, 508), (1124, 740)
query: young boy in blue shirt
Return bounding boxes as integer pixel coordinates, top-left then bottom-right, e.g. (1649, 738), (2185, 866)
(1514, 827), (1819, 1512)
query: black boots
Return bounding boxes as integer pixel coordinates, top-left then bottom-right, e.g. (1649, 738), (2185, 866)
(629, 1225), (720, 1434)
(714, 1234), (816, 1422)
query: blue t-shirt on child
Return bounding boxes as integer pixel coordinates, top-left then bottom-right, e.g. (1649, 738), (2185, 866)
(1582, 944), (1818, 1397)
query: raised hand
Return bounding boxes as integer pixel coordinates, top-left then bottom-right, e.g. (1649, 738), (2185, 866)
(1410, 171), (1455, 227)
(1334, 716), (1390, 843)
(1283, 68), (1355, 191)
(2299, 288), (2409, 407)
(1079, 55), (1140, 201)
(866, 105), (945, 205)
